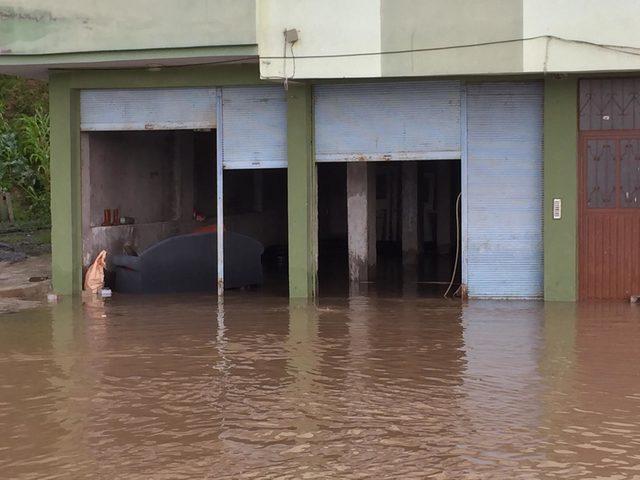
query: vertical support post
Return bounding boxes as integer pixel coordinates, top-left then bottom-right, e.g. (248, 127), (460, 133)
(286, 83), (317, 299)
(401, 161), (419, 266)
(216, 89), (224, 296)
(544, 77), (578, 301)
(50, 74), (82, 295)
(347, 163), (368, 285)
(347, 163), (376, 286)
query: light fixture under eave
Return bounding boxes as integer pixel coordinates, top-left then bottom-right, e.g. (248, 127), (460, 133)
(146, 63), (164, 72)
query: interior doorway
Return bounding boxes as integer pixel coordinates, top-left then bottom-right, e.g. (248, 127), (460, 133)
(317, 160), (462, 296)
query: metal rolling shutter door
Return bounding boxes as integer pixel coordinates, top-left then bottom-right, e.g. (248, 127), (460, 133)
(466, 82), (544, 298)
(220, 86), (287, 169)
(314, 81), (461, 162)
(80, 88), (216, 131)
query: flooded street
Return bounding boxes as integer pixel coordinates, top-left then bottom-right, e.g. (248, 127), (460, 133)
(1, 295), (640, 479)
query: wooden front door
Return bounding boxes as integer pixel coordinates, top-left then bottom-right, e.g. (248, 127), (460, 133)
(579, 132), (640, 299)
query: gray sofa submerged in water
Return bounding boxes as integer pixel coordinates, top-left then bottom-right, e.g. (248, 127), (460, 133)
(110, 232), (264, 294)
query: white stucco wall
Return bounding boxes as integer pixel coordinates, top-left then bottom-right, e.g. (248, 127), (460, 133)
(3, 0), (640, 77)
(256, 0), (381, 79)
(0, 0), (256, 54)
(523, 0), (640, 72)
(258, 0), (640, 78)
(380, 0), (523, 77)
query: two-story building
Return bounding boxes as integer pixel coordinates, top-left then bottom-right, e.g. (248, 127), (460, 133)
(1, 0), (639, 301)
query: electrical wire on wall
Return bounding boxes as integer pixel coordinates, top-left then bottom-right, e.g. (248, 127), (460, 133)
(260, 34), (640, 61)
(282, 32), (288, 89)
(444, 192), (462, 299)
(63, 34), (640, 75)
(282, 28), (298, 90)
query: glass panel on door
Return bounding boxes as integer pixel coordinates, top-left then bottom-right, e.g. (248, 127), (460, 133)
(586, 139), (616, 208)
(620, 138), (640, 208)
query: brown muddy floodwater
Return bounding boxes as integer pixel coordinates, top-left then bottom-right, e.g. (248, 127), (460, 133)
(1, 294), (640, 479)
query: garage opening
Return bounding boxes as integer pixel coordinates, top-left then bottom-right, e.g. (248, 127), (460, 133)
(317, 160), (461, 297)
(224, 169), (289, 295)
(79, 86), (289, 295)
(82, 130), (210, 263)
(81, 129), (288, 294)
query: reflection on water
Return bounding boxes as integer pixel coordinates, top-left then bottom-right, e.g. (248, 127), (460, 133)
(0, 294), (639, 479)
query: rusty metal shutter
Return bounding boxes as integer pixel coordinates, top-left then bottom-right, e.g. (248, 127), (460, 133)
(465, 82), (544, 298)
(80, 88), (216, 131)
(220, 86), (287, 169)
(314, 81), (461, 162)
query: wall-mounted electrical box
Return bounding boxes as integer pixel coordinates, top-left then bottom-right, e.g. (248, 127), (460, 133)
(284, 29), (298, 44)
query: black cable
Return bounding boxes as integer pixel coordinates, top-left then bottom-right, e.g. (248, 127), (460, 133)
(46, 34), (640, 73)
(260, 34), (640, 60)
(48, 55), (257, 72)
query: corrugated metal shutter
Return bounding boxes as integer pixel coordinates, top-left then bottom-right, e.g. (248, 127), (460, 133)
(465, 82), (543, 298)
(80, 88), (216, 131)
(220, 86), (287, 169)
(314, 81), (461, 162)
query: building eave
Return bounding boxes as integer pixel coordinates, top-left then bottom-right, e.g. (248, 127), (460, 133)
(0, 45), (258, 79)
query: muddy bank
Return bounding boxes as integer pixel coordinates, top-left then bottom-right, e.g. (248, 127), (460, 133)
(0, 254), (50, 313)
(0, 222), (52, 313)
(0, 223), (50, 258)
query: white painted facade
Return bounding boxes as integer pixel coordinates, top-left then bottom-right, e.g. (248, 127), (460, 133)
(256, 0), (382, 79)
(522, 0), (640, 73)
(1, 0), (640, 78)
(258, 0), (640, 79)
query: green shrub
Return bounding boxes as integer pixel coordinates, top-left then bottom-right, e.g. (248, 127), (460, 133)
(0, 104), (50, 220)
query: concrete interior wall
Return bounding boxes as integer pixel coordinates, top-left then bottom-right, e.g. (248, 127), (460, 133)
(89, 131), (181, 226)
(83, 130), (198, 266)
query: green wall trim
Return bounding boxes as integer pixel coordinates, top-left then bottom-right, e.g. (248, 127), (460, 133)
(286, 83), (318, 299)
(60, 63), (264, 89)
(0, 45), (257, 65)
(543, 77), (578, 301)
(49, 75), (82, 295)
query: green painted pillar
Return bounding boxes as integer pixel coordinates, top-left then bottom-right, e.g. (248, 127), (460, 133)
(286, 83), (317, 299)
(50, 75), (82, 295)
(543, 77), (578, 301)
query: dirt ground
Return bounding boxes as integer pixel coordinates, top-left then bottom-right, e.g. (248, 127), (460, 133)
(0, 255), (51, 313)
(0, 225), (51, 257)
(0, 225), (51, 314)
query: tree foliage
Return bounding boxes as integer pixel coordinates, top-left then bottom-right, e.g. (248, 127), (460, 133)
(0, 76), (49, 220)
